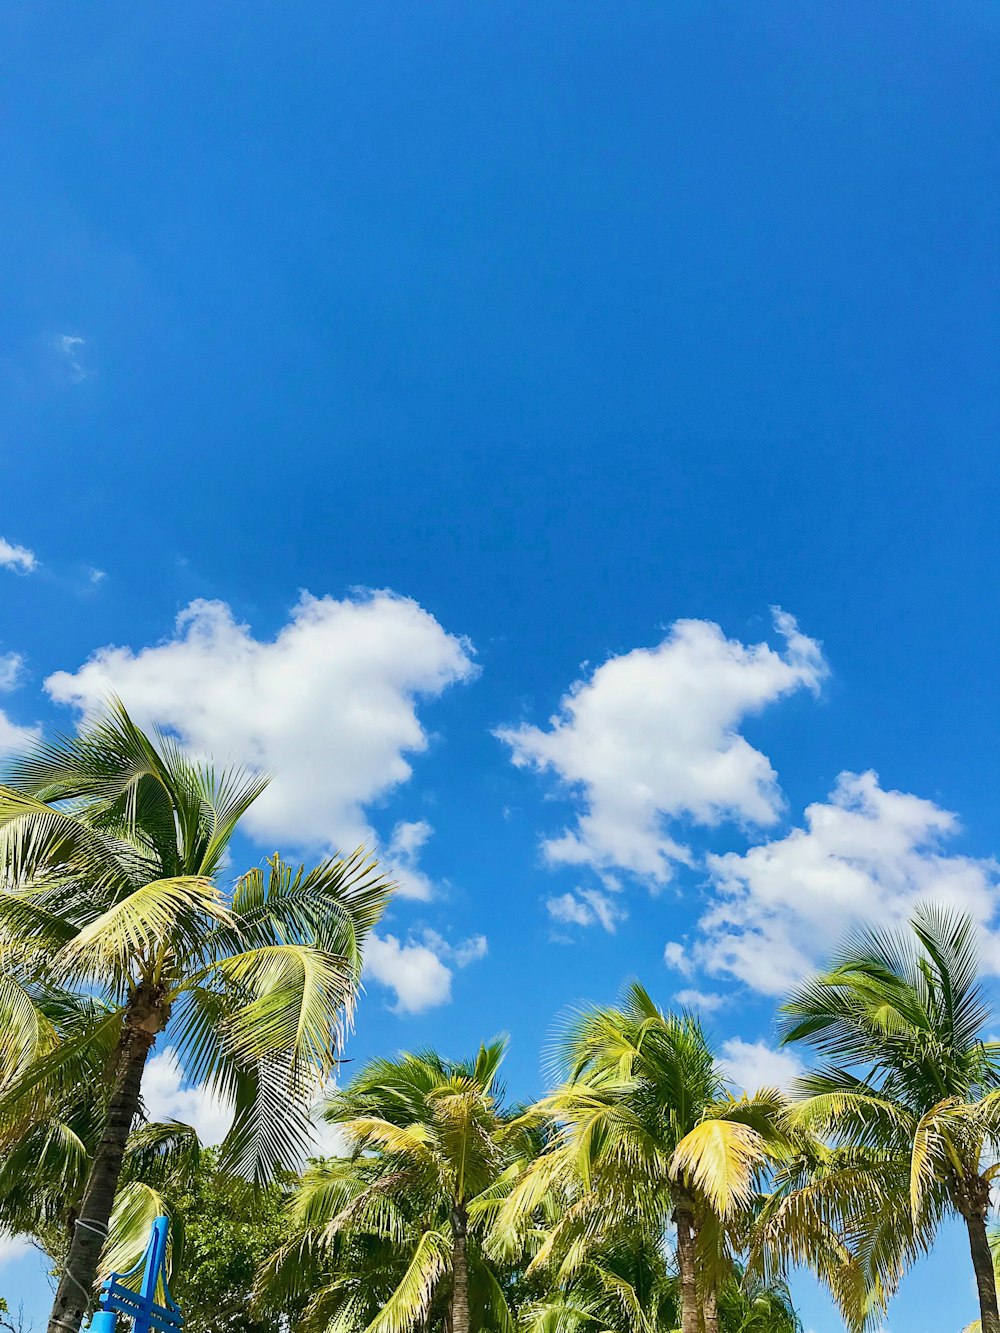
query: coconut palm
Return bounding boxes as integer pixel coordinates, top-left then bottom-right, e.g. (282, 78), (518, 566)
(497, 984), (789, 1333)
(517, 1228), (681, 1333)
(0, 1071), (201, 1277)
(259, 1040), (532, 1333)
(962, 1229), (1000, 1331)
(0, 703), (392, 1333)
(779, 906), (1000, 1333)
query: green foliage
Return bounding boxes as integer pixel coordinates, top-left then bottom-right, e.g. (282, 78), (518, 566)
(0, 702), (394, 1187)
(776, 907), (1000, 1332)
(167, 1150), (304, 1333)
(257, 1041), (535, 1333)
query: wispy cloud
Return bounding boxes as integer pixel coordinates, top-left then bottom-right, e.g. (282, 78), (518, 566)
(0, 537), (36, 574)
(55, 333), (89, 383)
(674, 987), (727, 1013)
(546, 887), (627, 934)
(0, 654), (24, 692)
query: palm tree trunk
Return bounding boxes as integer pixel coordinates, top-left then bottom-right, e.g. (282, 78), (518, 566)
(702, 1284), (719, 1333)
(964, 1207), (1000, 1333)
(673, 1191), (700, 1333)
(451, 1204), (470, 1333)
(46, 1018), (157, 1333)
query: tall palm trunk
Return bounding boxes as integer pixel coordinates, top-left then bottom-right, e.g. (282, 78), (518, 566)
(47, 1002), (161, 1333)
(450, 1204), (470, 1333)
(960, 1177), (1000, 1333)
(702, 1284), (719, 1333)
(673, 1190), (700, 1333)
(691, 1211), (718, 1333)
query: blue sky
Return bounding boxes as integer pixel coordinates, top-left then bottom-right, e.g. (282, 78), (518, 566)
(2, 3), (999, 1328)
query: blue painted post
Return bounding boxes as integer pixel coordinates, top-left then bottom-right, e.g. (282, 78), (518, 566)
(138, 1218), (170, 1310)
(90, 1216), (183, 1333)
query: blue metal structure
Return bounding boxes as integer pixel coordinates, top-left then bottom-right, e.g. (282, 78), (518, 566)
(85, 1216), (183, 1333)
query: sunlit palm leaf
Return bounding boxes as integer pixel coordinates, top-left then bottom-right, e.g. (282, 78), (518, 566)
(362, 1226), (449, 1333)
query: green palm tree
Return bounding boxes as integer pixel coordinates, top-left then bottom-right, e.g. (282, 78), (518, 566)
(498, 984), (788, 1333)
(259, 1040), (530, 1333)
(518, 1229), (681, 1333)
(779, 906), (1000, 1333)
(0, 703), (392, 1333)
(513, 1202), (802, 1333)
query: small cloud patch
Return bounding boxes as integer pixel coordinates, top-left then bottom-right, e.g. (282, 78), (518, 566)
(55, 333), (89, 383)
(0, 538), (36, 574)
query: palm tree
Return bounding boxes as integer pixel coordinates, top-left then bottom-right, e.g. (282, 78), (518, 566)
(0, 703), (392, 1333)
(779, 906), (1000, 1333)
(259, 1040), (531, 1333)
(0, 1076), (201, 1277)
(498, 984), (788, 1333)
(517, 1228), (681, 1333)
(961, 1228), (1000, 1332)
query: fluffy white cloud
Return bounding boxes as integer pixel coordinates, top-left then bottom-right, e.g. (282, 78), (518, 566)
(0, 538), (36, 573)
(719, 1037), (805, 1094)
(365, 932), (454, 1013)
(45, 591), (476, 871)
(0, 656), (37, 756)
(497, 610), (826, 884)
(364, 926), (488, 1014)
(143, 1046), (234, 1146)
(699, 770), (1000, 996)
(546, 887), (627, 933)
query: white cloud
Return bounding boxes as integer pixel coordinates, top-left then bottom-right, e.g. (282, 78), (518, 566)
(364, 925), (488, 1014)
(674, 988), (727, 1013)
(144, 1046), (350, 1161)
(664, 940), (695, 977)
(0, 1232), (30, 1265)
(56, 333), (88, 383)
(383, 819), (436, 900)
(497, 610), (826, 885)
(719, 1037), (805, 1094)
(45, 591), (476, 871)
(365, 932), (454, 1013)
(143, 1046), (234, 1146)
(310, 1113), (350, 1159)
(698, 770), (1000, 996)
(421, 928), (489, 967)
(0, 654), (23, 691)
(0, 710), (39, 758)
(546, 887), (627, 933)
(0, 538), (36, 574)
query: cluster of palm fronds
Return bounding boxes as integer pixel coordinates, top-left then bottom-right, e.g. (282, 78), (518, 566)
(2, 706), (1000, 1333)
(0, 704), (393, 1333)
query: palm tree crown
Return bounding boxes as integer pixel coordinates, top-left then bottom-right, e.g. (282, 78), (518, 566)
(779, 906), (1000, 1333)
(0, 702), (392, 1333)
(260, 1039), (531, 1333)
(499, 983), (788, 1333)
